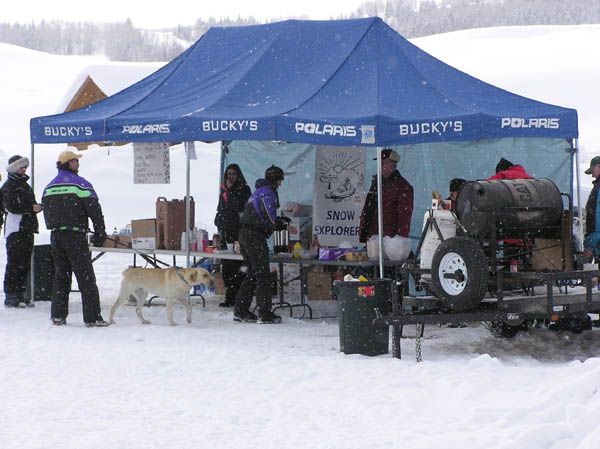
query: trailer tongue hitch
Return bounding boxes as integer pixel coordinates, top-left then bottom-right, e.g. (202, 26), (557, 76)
(443, 270), (465, 283)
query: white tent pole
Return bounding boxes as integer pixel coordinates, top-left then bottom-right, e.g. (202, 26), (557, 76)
(184, 142), (191, 268)
(574, 138), (584, 251)
(29, 143), (36, 302)
(376, 148), (384, 278)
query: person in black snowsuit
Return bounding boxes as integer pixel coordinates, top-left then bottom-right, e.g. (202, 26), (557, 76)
(0, 183), (4, 234)
(234, 165), (289, 324)
(2, 155), (42, 307)
(41, 150), (108, 327)
(214, 164), (251, 307)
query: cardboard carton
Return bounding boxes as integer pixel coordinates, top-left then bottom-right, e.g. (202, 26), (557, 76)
(282, 213), (312, 248)
(307, 271), (333, 300)
(531, 238), (573, 271)
(131, 219), (156, 250)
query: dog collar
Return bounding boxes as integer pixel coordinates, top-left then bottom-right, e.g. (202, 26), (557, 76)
(175, 267), (191, 286)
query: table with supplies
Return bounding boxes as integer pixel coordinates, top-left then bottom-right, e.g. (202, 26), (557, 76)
(90, 246), (405, 318)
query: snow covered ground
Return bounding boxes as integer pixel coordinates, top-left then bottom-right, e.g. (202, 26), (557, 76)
(2, 25), (600, 449)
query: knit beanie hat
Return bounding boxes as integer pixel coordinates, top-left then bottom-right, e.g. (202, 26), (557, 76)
(7, 155), (29, 173)
(495, 158), (514, 174)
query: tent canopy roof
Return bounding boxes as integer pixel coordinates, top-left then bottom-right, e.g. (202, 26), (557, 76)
(31, 17), (578, 146)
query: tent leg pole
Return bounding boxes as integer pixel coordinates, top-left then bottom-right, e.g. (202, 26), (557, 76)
(377, 148), (384, 278)
(574, 138), (584, 252)
(185, 142), (192, 269)
(30, 143), (36, 304)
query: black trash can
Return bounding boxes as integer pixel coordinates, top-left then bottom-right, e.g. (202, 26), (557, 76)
(334, 279), (392, 356)
(25, 244), (55, 302)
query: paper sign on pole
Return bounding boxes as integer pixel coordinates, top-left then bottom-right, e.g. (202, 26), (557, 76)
(133, 142), (170, 184)
(313, 146), (365, 247)
(184, 141), (197, 160)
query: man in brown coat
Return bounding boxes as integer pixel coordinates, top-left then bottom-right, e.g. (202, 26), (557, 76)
(359, 149), (413, 257)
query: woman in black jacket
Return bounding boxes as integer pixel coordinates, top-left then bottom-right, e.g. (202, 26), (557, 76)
(214, 164), (251, 307)
(2, 155), (42, 307)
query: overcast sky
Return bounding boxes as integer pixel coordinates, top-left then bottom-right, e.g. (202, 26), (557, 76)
(2, 0), (368, 28)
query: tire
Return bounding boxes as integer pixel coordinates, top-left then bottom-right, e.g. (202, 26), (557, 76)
(431, 237), (488, 311)
(485, 320), (528, 338)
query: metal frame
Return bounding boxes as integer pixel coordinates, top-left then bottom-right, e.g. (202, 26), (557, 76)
(374, 266), (600, 360)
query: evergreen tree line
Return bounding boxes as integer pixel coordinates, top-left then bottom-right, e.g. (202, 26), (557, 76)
(1, 0), (599, 61)
(350, 0), (600, 38)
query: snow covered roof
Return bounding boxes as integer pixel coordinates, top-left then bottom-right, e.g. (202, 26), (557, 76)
(57, 62), (165, 114)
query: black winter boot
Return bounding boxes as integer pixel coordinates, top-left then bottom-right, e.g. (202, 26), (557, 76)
(258, 310), (282, 324)
(233, 309), (258, 323)
(4, 293), (21, 308)
(17, 292), (35, 308)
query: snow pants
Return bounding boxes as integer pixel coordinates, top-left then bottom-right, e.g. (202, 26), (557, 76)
(50, 231), (101, 324)
(235, 227), (272, 315)
(219, 228), (245, 306)
(4, 231), (34, 305)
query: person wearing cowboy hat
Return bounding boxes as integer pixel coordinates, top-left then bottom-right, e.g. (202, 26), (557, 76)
(41, 150), (108, 326)
(1, 155), (42, 308)
(584, 156), (600, 259)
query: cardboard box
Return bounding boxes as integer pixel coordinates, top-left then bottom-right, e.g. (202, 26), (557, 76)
(131, 219), (156, 250)
(345, 251), (368, 261)
(117, 235), (132, 248)
(103, 236), (119, 248)
(282, 214), (312, 247)
(531, 238), (573, 271)
(307, 271), (332, 300)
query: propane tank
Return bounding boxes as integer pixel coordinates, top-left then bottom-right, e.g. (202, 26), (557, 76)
(419, 208), (457, 273)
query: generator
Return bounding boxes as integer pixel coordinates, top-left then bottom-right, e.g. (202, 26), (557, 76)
(418, 178), (573, 311)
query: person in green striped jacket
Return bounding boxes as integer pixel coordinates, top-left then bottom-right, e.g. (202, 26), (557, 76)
(42, 150), (108, 327)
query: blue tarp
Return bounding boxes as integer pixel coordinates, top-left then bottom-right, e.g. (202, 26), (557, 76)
(30, 17), (578, 146)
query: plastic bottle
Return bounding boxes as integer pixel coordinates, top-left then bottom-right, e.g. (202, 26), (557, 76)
(293, 242), (302, 259)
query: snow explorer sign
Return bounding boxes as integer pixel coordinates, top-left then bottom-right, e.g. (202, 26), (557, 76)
(313, 146), (365, 247)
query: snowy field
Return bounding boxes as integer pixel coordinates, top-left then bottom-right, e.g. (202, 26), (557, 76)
(2, 25), (600, 449)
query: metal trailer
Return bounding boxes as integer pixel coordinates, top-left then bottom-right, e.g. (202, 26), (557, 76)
(373, 267), (600, 361)
(372, 178), (600, 361)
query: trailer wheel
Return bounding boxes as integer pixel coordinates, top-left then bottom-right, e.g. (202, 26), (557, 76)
(485, 321), (528, 338)
(431, 237), (488, 311)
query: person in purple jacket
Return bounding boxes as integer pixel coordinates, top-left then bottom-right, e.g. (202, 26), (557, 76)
(42, 151), (108, 327)
(234, 165), (289, 324)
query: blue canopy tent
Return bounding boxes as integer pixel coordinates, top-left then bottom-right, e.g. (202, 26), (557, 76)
(29, 17), (581, 272)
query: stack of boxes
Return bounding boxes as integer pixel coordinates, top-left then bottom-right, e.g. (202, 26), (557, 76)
(126, 197), (195, 250)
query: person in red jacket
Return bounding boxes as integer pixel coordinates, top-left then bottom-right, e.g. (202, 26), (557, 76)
(488, 158), (533, 180)
(359, 149), (413, 260)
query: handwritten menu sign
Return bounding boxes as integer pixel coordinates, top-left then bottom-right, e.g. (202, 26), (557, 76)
(133, 142), (170, 184)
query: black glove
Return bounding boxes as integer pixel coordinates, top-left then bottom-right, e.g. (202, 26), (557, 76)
(92, 232), (107, 247)
(273, 217), (288, 231)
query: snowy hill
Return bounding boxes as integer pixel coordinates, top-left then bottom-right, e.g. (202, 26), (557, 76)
(1, 25), (600, 449)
